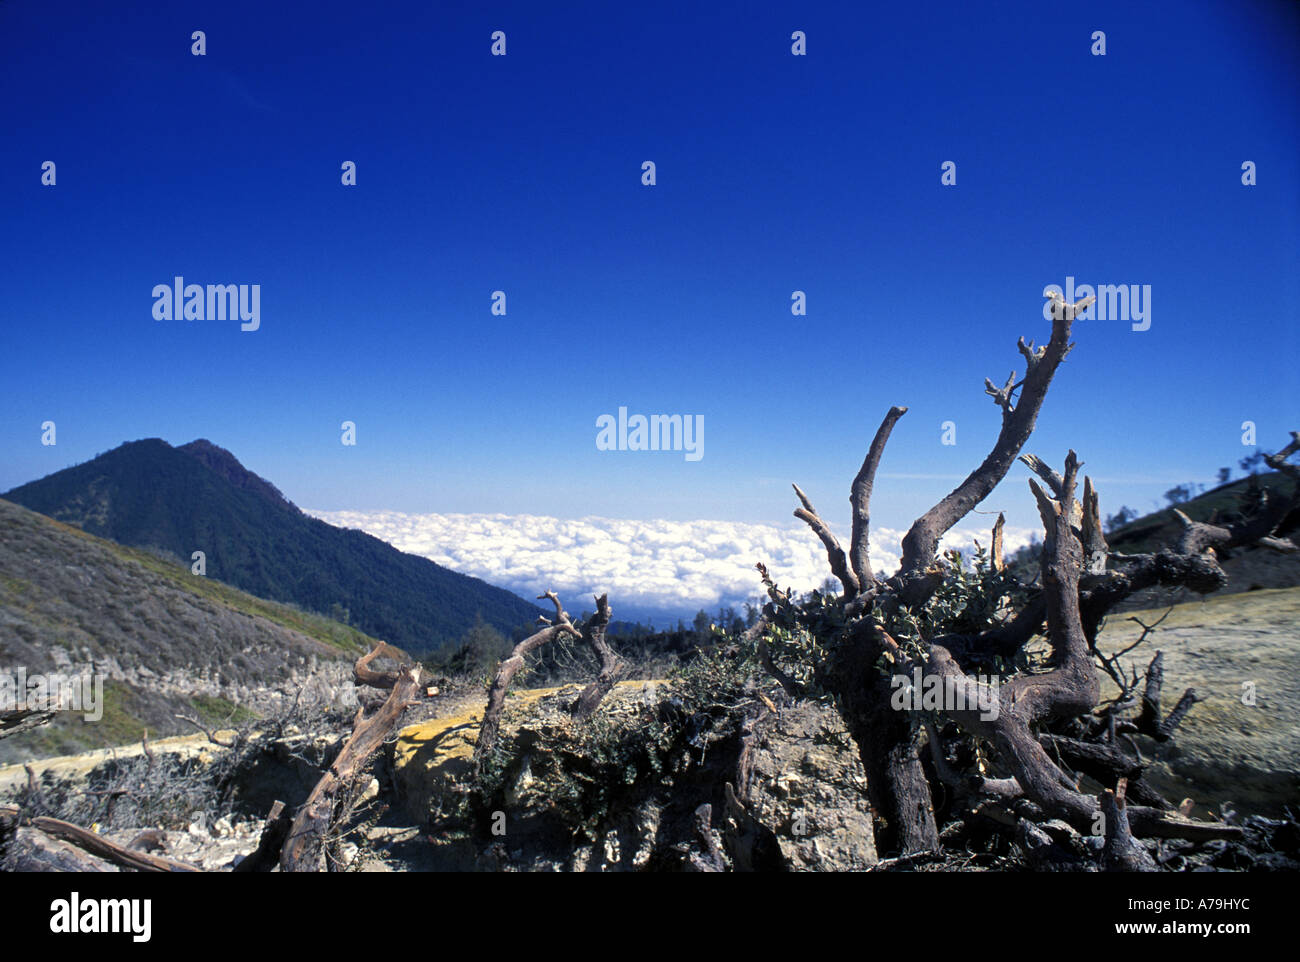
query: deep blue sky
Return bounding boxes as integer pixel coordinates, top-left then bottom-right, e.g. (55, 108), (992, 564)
(3, 0), (1298, 535)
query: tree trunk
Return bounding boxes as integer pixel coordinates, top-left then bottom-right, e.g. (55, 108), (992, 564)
(824, 624), (939, 856)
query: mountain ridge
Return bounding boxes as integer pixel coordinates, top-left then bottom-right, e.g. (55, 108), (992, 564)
(2, 439), (544, 655)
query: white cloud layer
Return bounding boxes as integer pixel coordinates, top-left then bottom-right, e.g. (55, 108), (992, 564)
(306, 509), (1038, 624)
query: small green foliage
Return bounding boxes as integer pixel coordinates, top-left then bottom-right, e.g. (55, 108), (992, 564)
(885, 547), (1028, 646)
(757, 546), (1034, 692)
(473, 643), (763, 842)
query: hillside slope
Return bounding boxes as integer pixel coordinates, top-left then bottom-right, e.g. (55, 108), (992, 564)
(1096, 585), (1300, 817)
(1107, 470), (1299, 555)
(0, 498), (373, 762)
(1104, 471), (1300, 609)
(2, 439), (544, 655)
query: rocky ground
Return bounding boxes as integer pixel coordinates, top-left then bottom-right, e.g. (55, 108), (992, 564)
(3, 587), (1297, 871)
(1093, 585), (1300, 819)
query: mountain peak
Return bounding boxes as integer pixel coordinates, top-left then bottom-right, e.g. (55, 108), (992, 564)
(2, 439), (544, 654)
(178, 439), (298, 513)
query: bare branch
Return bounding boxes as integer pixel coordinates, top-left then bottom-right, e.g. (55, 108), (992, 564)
(571, 594), (625, 720)
(475, 593), (583, 762)
(1019, 453), (1063, 496)
(30, 816), (201, 872)
(850, 405), (908, 588)
(987, 512), (1008, 572)
(1174, 431), (1300, 554)
(792, 483), (860, 596)
(353, 640), (412, 689)
(984, 370), (1018, 413)
(538, 589), (567, 625)
(172, 713), (236, 748)
(1001, 454), (1101, 726)
(900, 310), (1078, 575)
(1263, 430), (1300, 481)
(1080, 476), (1108, 574)
(0, 708), (55, 741)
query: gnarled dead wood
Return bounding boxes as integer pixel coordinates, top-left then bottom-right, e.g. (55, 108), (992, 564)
(0, 707), (55, 741)
(1101, 780), (1157, 871)
(922, 457), (1240, 841)
(899, 310), (1079, 576)
(687, 803), (726, 872)
(234, 799), (291, 873)
(9, 826), (117, 872)
(354, 641), (413, 688)
(474, 592), (582, 763)
(823, 621), (941, 856)
(1265, 431), (1300, 481)
(280, 644), (425, 871)
(1135, 651), (1197, 742)
(1173, 438), (1300, 554)
(1037, 734), (1171, 809)
(751, 303), (1282, 860)
(1080, 477), (1108, 574)
(571, 594), (625, 720)
(29, 816), (201, 872)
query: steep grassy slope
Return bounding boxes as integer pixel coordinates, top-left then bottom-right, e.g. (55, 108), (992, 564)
(0, 498), (375, 762)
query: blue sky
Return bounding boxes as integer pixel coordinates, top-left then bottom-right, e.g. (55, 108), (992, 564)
(3, 1), (1298, 615)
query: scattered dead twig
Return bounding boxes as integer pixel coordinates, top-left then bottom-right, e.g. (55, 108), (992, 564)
(172, 713), (237, 748)
(280, 644), (426, 872)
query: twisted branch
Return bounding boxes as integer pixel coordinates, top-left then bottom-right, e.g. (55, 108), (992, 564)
(475, 592), (582, 761)
(571, 594), (625, 720)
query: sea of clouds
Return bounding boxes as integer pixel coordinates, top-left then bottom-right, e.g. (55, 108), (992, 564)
(306, 509), (1039, 626)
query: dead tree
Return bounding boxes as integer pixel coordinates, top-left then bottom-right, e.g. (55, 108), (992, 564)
(279, 642), (426, 871)
(474, 591), (582, 763)
(758, 296), (1295, 858)
(571, 594), (625, 720)
(474, 591), (623, 764)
